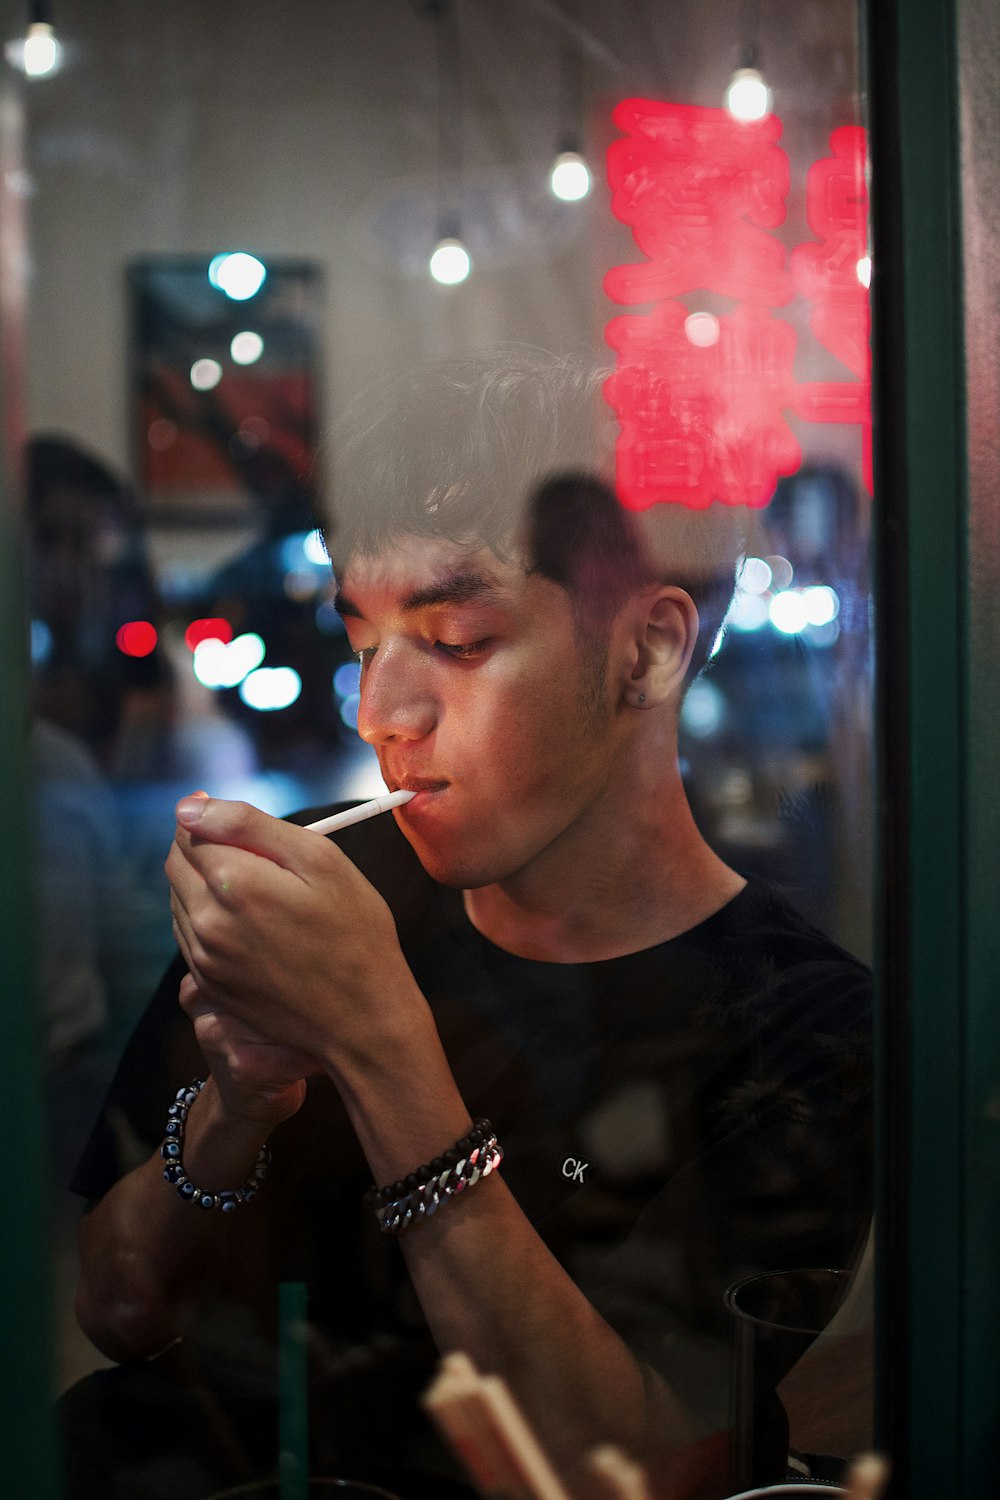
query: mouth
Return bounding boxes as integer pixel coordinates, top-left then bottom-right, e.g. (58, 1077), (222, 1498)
(384, 775), (449, 807)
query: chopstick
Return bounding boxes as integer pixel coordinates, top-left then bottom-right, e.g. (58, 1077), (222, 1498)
(422, 1352), (573, 1500)
(587, 1444), (653, 1500)
(844, 1453), (890, 1500)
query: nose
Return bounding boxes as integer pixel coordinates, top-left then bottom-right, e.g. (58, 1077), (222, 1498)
(355, 642), (436, 747)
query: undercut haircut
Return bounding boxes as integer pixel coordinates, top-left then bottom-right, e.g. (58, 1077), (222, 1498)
(325, 345), (747, 684)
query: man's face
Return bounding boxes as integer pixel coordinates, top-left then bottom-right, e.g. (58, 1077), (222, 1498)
(335, 535), (627, 889)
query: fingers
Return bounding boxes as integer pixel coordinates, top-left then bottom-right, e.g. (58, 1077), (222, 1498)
(166, 831), (244, 910)
(171, 906), (201, 989)
(178, 971), (214, 1019)
(174, 795), (326, 877)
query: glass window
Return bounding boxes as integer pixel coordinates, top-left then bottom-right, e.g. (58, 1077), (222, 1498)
(18, 4), (874, 1495)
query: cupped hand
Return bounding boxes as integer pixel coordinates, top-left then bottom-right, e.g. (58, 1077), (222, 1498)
(166, 794), (428, 1075)
(178, 972), (317, 1126)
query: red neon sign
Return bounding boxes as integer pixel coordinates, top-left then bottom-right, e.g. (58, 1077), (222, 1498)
(790, 125), (872, 493)
(604, 100), (871, 510)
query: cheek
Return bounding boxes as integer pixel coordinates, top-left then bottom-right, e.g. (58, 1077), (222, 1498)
(477, 680), (592, 801)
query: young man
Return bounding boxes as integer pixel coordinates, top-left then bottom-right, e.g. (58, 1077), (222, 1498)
(70, 350), (871, 1498)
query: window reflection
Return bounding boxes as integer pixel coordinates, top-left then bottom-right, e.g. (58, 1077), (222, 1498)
(22, 4), (874, 1497)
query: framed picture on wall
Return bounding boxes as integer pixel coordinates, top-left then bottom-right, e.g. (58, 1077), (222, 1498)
(128, 256), (324, 525)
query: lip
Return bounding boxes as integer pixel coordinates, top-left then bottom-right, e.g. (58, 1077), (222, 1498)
(383, 780), (446, 816)
(385, 775), (449, 799)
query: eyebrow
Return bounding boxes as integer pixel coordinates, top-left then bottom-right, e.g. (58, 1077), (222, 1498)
(333, 569), (510, 620)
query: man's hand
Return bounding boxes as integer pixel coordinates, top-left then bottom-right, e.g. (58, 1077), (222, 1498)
(165, 794), (430, 1077)
(178, 973), (316, 1126)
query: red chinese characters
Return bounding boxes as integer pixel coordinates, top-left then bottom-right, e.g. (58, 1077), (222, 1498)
(604, 100), (872, 510)
(790, 125), (872, 493)
(605, 301), (799, 511)
(605, 99), (792, 309)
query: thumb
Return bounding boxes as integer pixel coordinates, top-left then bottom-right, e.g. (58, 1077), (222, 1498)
(174, 795), (321, 873)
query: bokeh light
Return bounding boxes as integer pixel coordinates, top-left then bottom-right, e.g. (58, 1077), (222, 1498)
(208, 252), (267, 301)
(190, 358), (223, 392)
(737, 556), (773, 595)
(303, 529), (329, 566)
(115, 621), (158, 658)
(7, 23), (64, 78)
(684, 312), (721, 348)
(284, 568), (319, 602)
(764, 554), (794, 591)
(240, 666), (302, 712)
(315, 601), (345, 636)
(550, 151), (592, 202)
(727, 592), (770, 632)
(31, 620), (53, 665)
(333, 662), (361, 699)
(193, 633), (265, 689)
(147, 418), (177, 452)
(769, 590), (810, 635)
(725, 67), (771, 122)
(184, 618), (233, 652)
(805, 619), (842, 648)
(429, 237), (471, 286)
(230, 330), (265, 365)
(682, 679), (726, 738)
(802, 585), (841, 627)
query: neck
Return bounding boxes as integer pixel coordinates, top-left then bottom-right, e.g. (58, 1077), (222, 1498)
(462, 727), (746, 963)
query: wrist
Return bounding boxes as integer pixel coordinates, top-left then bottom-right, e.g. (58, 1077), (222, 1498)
(177, 1076), (277, 1193)
(206, 1068), (307, 1130)
(317, 969), (438, 1082)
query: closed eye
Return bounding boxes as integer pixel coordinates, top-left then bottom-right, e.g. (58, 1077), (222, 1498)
(434, 639), (492, 659)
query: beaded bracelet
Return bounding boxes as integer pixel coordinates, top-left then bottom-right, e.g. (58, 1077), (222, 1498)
(160, 1078), (271, 1211)
(363, 1118), (503, 1235)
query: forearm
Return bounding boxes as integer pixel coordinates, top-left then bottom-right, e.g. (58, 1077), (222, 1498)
(332, 1027), (694, 1484)
(76, 1077), (271, 1361)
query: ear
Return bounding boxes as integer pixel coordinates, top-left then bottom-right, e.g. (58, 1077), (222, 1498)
(617, 586), (699, 710)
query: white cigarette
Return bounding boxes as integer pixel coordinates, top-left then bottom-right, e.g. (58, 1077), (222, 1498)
(304, 788), (415, 836)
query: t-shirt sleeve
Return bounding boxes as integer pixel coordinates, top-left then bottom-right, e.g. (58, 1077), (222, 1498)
(70, 952), (206, 1201)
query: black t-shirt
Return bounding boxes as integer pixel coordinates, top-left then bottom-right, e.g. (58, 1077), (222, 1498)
(73, 805), (872, 1444)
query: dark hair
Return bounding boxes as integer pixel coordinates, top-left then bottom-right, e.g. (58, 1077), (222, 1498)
(325, 345), (746, 682)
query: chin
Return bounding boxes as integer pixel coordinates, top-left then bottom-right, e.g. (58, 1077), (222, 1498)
(397, 824), (515, 891)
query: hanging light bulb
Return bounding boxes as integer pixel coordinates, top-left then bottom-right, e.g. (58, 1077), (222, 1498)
(23, 20), (60, 74)
(426, 2), (471, 286)
(429, 233), (471, 286)
(725, 66), (771, 122)
(550, 29), (590, 203)
(549, 145), (591, 203)
(5, 3), (63, 78)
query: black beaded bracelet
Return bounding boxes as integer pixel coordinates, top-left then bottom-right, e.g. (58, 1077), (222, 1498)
(160, 1078), (271, 1211)
(364, 1119), (503, 1234)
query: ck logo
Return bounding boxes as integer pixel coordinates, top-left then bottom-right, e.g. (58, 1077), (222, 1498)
(561, 1156), (590, 1185)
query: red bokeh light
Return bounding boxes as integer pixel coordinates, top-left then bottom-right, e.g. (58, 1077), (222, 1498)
(184, 617), (234, 651)
(115, 621), (158, 658)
